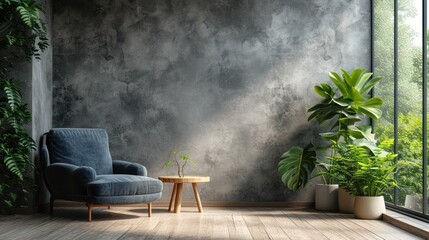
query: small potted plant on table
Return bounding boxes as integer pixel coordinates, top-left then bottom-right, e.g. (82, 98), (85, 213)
(163, 150), (196, 178)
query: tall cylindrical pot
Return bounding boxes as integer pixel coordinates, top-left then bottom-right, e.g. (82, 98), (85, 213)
(354, 196), (385, 220)
(315, 184), (338, 211)
(338, 187), (355, 214)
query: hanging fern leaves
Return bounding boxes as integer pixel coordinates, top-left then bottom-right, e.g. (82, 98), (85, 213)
(16, 5), (33, 27)
(0, 0), (48, 60)
(2, 78), (22, 111)
(0, 0), (45, 209)
(3, 154), (25, 180)
(0, 78), (35, 179)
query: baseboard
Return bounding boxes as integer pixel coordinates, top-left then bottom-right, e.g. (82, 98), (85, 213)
(52, 200), (314, 208)
(2, 206), (39, 215)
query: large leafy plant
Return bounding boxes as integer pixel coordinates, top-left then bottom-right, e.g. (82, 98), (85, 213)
(278, 69), (383, 191)
(0, 0), (47, 210)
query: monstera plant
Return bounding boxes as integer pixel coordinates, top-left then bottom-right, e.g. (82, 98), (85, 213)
(0, 0), (48, 210)
(278, 68), (383, 193)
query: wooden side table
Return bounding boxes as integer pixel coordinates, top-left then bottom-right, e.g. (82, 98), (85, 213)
(158, 176), (210, 213)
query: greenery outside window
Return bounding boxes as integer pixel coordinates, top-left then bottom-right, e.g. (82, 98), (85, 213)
(373, 0), (429, 218)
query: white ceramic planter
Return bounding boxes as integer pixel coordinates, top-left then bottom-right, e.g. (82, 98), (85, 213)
(354, 196), (385, 219)
(404, 194), (422, 211)
(338, 187), (354, 214)
(315, 184), (338, 211)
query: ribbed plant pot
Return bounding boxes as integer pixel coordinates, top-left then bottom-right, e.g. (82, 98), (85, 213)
(354, 196), (385, 220)
(338, 187), (354, 214)
(315, 184), (338, 211)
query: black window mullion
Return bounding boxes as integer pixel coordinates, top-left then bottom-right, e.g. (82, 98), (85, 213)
(393, 0), (399, 206)
(370, 0), (375, 129)
(423, 0), (428, 215)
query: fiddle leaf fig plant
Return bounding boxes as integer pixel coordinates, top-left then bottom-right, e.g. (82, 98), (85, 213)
(278, 68), (383, 191)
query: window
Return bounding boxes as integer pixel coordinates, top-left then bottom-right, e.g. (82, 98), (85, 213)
(373, 0), (428, 218)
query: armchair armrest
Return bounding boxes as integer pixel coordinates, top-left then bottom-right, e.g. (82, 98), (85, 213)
(112, 160), (147, 176)
(46, 163), (96, 196)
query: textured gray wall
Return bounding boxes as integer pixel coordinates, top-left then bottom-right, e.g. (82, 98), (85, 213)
(53, 0), (370, 202)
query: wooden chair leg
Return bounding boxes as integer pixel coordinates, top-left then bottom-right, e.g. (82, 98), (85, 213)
(49, 197), (54, 216)
(86, 203), (93, 222)
(148, 202), (152, 217)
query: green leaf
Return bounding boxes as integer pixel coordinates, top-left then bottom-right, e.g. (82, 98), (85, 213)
(347, 68), (365, 87)
(349, 87), (365, 101)
(347, 125), (375, 142)
(361, 76), (382, 95)
(163, 161), (173, 168)
(314, 85), (330, 98)
(278, 144), (317, 191)
(3, 154), (24, 180)
(359, 106), (382, 120)
(362, 97), (383, 107)
(352, 138), (385, 156)
(341, 69), (352, 85)
(338, 116), (361, 126)
(332, 97), (352, 107)
(355, 72), (373, 90)
(17, 5), (33, 27)
(329, 72), (348, 97)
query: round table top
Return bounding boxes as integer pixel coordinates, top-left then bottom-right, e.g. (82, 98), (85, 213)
(158, 176), (210, 183)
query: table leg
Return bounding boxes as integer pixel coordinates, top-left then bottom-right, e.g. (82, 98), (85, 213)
(168, 183), (178, 212)
(192, 183), (203, 213)
(174, 183), (183, 213)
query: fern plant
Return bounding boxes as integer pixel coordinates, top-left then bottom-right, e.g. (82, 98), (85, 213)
(0, 0), (47, 211)
(329, 142), (399, 197)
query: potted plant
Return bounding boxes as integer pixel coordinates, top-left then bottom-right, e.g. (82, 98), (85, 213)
(0, 0), (48, 211)
(278, 68), (383, 211)
(330, 142), (398, 219)
(399, 160), (423, 211)
(163, 150), (196, 178)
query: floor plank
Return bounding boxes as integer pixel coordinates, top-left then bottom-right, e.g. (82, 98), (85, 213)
(0, 207), (422, 240)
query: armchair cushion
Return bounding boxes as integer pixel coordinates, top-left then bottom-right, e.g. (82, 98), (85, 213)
(46, 163), (97, 196)
(47, 128), (113, 174)
(112, 160), (147, 176)
(87, 175), (163, 196)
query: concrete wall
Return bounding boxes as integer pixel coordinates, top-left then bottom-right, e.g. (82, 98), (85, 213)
(52, 0), (370, 202)
(32, 0), (53, 206)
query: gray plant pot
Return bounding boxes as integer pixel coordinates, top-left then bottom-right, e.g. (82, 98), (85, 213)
(315, 184), (338, 211)
(338, 187), (355, 214)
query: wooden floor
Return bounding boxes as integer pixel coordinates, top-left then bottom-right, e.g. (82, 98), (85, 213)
(0, 207), (422, 240)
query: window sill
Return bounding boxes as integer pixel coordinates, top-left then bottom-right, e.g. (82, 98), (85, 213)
(383, 210), (429, 239)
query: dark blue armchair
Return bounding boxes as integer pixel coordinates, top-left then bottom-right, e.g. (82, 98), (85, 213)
(40, 128), (163, 221)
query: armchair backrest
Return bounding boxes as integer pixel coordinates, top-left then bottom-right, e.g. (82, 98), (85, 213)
(47, 128), (113, 174)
